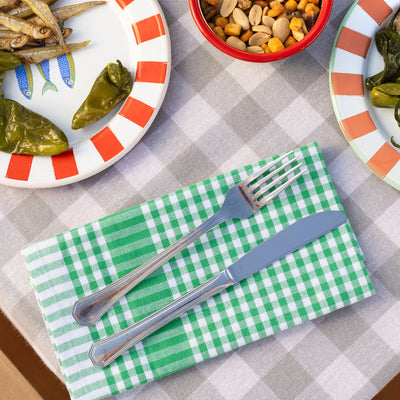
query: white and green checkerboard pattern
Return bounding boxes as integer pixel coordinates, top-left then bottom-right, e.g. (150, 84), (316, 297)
(21, 142), (374, 400)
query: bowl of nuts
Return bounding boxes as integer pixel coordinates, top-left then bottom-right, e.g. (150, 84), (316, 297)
(188, 0), (333, 62)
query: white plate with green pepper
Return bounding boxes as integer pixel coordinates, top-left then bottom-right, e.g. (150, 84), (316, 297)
(330, 0), (400, 191)
(0, 0), (170, 188)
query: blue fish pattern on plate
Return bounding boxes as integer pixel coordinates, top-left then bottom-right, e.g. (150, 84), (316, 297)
(57, 52), (75, 88)
(15, 64), (33, 100)
(13, 50), (76, 99)
(37, 59), (58, 95)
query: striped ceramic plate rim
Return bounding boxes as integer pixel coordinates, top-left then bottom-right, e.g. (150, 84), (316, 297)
(329, 0), (400, 191)
(0, 0), (171, 188)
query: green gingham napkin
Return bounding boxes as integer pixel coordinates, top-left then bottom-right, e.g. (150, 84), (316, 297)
(21, 142), (374, 400)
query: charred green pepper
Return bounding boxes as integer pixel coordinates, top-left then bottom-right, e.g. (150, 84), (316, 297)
(370, 82), (400, 107)
(365, 7), (400, 90)
(0, 97), (69, 155)
(368, 82), (400, 131)
(0, 50), (21, 72)
(72, 60), (131, 130)
(0, 52), (68, 156)
(391, 136), (400, 147)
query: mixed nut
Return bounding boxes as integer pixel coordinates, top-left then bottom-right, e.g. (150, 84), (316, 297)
(200, 0), (321, 53)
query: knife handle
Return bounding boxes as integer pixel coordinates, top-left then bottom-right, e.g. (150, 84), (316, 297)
(88, 270), (233, 367)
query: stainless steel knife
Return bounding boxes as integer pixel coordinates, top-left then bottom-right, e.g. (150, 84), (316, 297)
(89, 210), (347, 367)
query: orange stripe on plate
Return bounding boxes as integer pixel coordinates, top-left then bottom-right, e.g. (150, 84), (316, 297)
(331, 72), (364, 96)
(52, 148), (78, 180)
(91, 127), (124, 162)
(135, 61), (168, 83)
(340, 111), (376, 141)
(119, 97), (154, 128)
(5, 154), (33, 181)
(336, 27), (371, 58)
(358, 0), (393, 25)
(132, 14), (165, 44)
(367, 142), (400, 178)
(115, 0), (134, 9)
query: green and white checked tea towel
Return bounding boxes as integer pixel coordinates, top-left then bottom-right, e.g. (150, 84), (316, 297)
(22, 142), (374, 400)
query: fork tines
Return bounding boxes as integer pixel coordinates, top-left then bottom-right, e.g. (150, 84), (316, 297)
(246, 151), (306, 207)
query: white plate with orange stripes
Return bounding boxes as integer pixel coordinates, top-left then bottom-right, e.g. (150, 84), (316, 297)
(0, 0), (170, 188)
(330, 0), (400, 191)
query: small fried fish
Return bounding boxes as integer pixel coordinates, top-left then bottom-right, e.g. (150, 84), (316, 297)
(13, 40), (90, 63)
(0, 35), (29, 51)
(0, 12), (51, 39)
(28, 1), (106, 25)
(20, 0), (66, 48)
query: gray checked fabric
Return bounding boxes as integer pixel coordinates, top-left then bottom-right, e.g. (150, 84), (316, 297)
(1, 1), (399, 400)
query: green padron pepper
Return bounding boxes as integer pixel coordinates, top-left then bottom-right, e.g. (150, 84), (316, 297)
(365, 7), (400, 90)
(72, 60), (131, 130)
(0, 51), (68, 156)
(0, 50), (21, 72)
(0, 51), (21, 98)
(370, 82), (400, 107)
(0, 98), (69, 156)
(369, 82), (400, 131)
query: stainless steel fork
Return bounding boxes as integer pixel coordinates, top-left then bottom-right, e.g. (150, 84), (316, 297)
(72, 151), (305, 326)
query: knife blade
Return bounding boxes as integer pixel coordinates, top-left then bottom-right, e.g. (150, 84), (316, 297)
(89, 210), (346, 367)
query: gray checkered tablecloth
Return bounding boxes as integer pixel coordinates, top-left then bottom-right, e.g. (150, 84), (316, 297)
(1, 0), (399, 399)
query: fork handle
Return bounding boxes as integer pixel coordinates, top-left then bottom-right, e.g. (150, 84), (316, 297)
(88, 269), (233, 367)
(72, 210), (227, 326)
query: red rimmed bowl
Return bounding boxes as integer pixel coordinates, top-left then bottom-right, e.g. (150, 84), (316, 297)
(188, 0), (333, 62)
